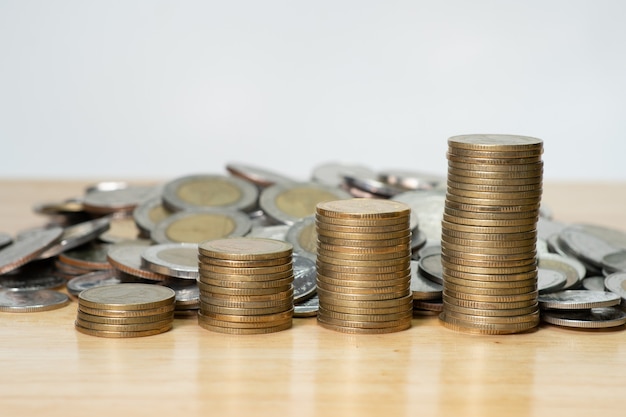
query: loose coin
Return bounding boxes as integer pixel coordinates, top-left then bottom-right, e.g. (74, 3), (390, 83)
(378, 169), (445, 191)
(66, 270), (121, 296)
(541, 307), (626, 329)
(294, 295), (319, 317)
(0, 289), (70, 312)
(604, 272), (626, 303)
(538, 253), (585, 290)
(151, 208), (251, 244)
(82, 185), (158, 215)
(0, 227), (63, 274)
(58, 242), (112, 270)
(132, 196), (173, 237)
(310, 162), (377, 188)
(285, 216), (317, 260)
(602, 250), (626, 274)
(391, 190), (445, 244)
(581, 276), (607, 292)
(107, 240), (169, 281)
(418, 253), (443, 285)
(537, 267), (568, 294)
(141, 243), (199, 279)
(538, 290), (621, 310)
(37, 217), (111, 259)
(226, 162), (295, 188)
(0, 261), (65, 291)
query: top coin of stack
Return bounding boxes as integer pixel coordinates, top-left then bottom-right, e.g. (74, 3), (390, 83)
(197, 238), (295, 334)
(440, 134), (543, 335)
(315, 199), (413, 334)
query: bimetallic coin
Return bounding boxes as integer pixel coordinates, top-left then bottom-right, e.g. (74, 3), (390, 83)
(37, 217), (111, 259)
(538, 253), (585, 290)
(286, 216), (317, 261)
(82, 185), (158, 215)
(541, 307), (626, 329)
(66, 270), (121, 296)
(161, 174), (259, 212)
(133, 197), (173, 237)
(0, 289), (70, 312)
(604, 272), (626, 304)
(602, 250), (626, 274)
(538, 290), (621, 310)
(107, 240), (169, 281)
(151, 208), (251, 244)
(141, 243), (199, 280)
(537, 267), (568, 294)
(0, 227), (63, 274)
(226, 162), (295, 188)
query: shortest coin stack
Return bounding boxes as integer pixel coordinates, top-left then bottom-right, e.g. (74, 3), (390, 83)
(75, 283), (176, 338)
(197, 237), (294, 334)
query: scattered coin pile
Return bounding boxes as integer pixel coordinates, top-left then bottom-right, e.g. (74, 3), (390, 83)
(315, 199), (413, 334)
(75, 283), (176, 338)
(440, 134), (544, 334)
(197, 238), (295, 334)
(538, 289), (626, 329)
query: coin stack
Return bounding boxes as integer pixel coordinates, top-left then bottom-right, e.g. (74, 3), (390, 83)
(315, 199), (413, 334)
(440, 134), (543, 334)
(75, 283), (176, 338)
(197, 237), (294, 334)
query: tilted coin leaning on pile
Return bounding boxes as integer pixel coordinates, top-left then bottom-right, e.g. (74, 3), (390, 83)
(1, 134), (626, 336)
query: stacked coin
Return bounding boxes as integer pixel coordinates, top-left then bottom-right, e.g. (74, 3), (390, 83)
(440, 134), (543, 334)
(197, 238), (294, 334)
(315, 199), (413, 334)
(75, 283), (176, 338)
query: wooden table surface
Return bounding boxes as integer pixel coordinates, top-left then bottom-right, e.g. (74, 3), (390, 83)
(1, 180), (625, 417)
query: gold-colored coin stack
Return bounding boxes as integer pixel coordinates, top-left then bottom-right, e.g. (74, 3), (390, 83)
(315, 199), (413, 334)
(440, 134), (543, 334)
(197, 237), (294, 334)
(75, 283), (176, 338)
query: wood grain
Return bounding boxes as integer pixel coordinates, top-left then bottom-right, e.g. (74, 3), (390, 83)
(0, 180), (625, 417)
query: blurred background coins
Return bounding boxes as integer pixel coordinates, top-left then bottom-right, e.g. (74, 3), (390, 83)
(197, 238), (294, 334)
(151, 208), (251, 244)
(75, 283), (176, 338)
(315, 198), (413, 334)
(440, 134), (544, 335)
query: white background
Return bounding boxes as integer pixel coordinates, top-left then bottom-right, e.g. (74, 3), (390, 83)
(1, 1), (625, 181)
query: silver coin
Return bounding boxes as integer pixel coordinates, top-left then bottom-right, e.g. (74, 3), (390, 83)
(536, 238), (549, 254)
(410, 260), (443, 300)
(378, 169), (445, 191)
(538, 253), (585, 290)
(37, 217), (111, 259)
(537, 217), (568, 241)
(107, 240), (169, 281)
(0, 227), (63, 275)
(538, 290), (621, 310)
(342, 175), (405, 198)
(82, 185), (159, 214)
(602, 250), (626, 274)
(537, 267), (567, 294)
(411, 230), (427, 252)
(558, 226), (619, 269)
(539, 204), (554, 220)
(542, 307), (626, 329)
(66, 270), (121, 296)
(546, 234), (570, 257)
(141, 243), (199, 280)
(416, 244), (441, 260)
(151, 208), (251, 244)
(161, 174), (258, 212)
(575, 223), (626, 249)
(0, 233), (12, 250)
(159, 279), (199, 306)
(310, 162), (376, 188)
(294, 294), (319, 318)
(285, 216), (317, 261)
(0, 261), (65, 291)
(259, 182), (351, 225)
(59, 242), (112, 270)
(604, 272), (626, 303)
(85, 181), (129, 194)
(0, 289), (70, 312)
(582, 276), (606, 292)
(293, 254), (317, 303)
(392, 190), (445, 244)
(418, 253), (443, 285)
(246, 225), (290, 241)
(133, 196), (173, 237)
(226, 162), (295, 188)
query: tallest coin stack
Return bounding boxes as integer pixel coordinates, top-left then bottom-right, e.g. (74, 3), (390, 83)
(440, 134), (544, 334)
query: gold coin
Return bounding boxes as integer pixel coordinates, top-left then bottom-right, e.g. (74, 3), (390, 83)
(447, 172), (542, 186)
(316, 253), (410, 268)
(315, 214), (410, 227)
(198, 316), (292, 334)
(441, 227), (537, 241)
(200, 294), (293, 309)
(445, 193), (540, 208)
(198, 313), (292, 329)
(200, 308), (293, 323)
(439, 313), (538, 335)
(198, 262), (292, 276)
(446, 152), (542, 165)
(317, 280), (410, 295)
(443, 281), (536, 295)
(198, 285), (293, 301)
(316, 247), (410, 261)
(441, 253), (536, 268)
(443, 309), (540, 325)
(318, 291), (413, 308)
(444, 199), (540, 214)
(442, 220), (536, 234)
(443, 293), (537, 310)
(314, 267), (410, 281)
(448, 134), (543, 151)
(76, 310), (174, 325)
(447, 167), (542, 180)
(446, 146), (543, 159)
(316, 314), (412, 329)
(315, 227), (411, 241)
(199, 302), (293, 316)
(199, 276), (293, 289)
(198, 269), (293, 282)
(448, 159), (543, 172)
(78, 283), (175, 311)
(318, 307), (412, 323)
(443, 275), (536, 291)
(441, 260), (536, 276)
(317, 285), (411, 301)
(440, 237), (536, 253)
(198, 282), (292, 296)
(316, 198), (410, 220)
(322, 299), (413, 315)
(443, 205), (539, 220)
(75, 322), (172, 338)
(316, 234), (412, 247)
(198, 237), (293, 260)
(443, 301), (540, 317)
(75, 317), (173, 332)
(316, 242), (409, 255)
(443, 288), (537, 303)
(443, 268), (537, 284)
(447, 179), (542, 193)
(442, 213), (537, 228)
(317, 318), (411, 334)
(441, 246), (537, 261)
(198, 254), (292, 268)
(317, 274), (409, 288)
(315, 221), (409, 234)
(445, 186), (543, 200)
(412, 300), (443, 312)
(77, 304), (175, 318)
